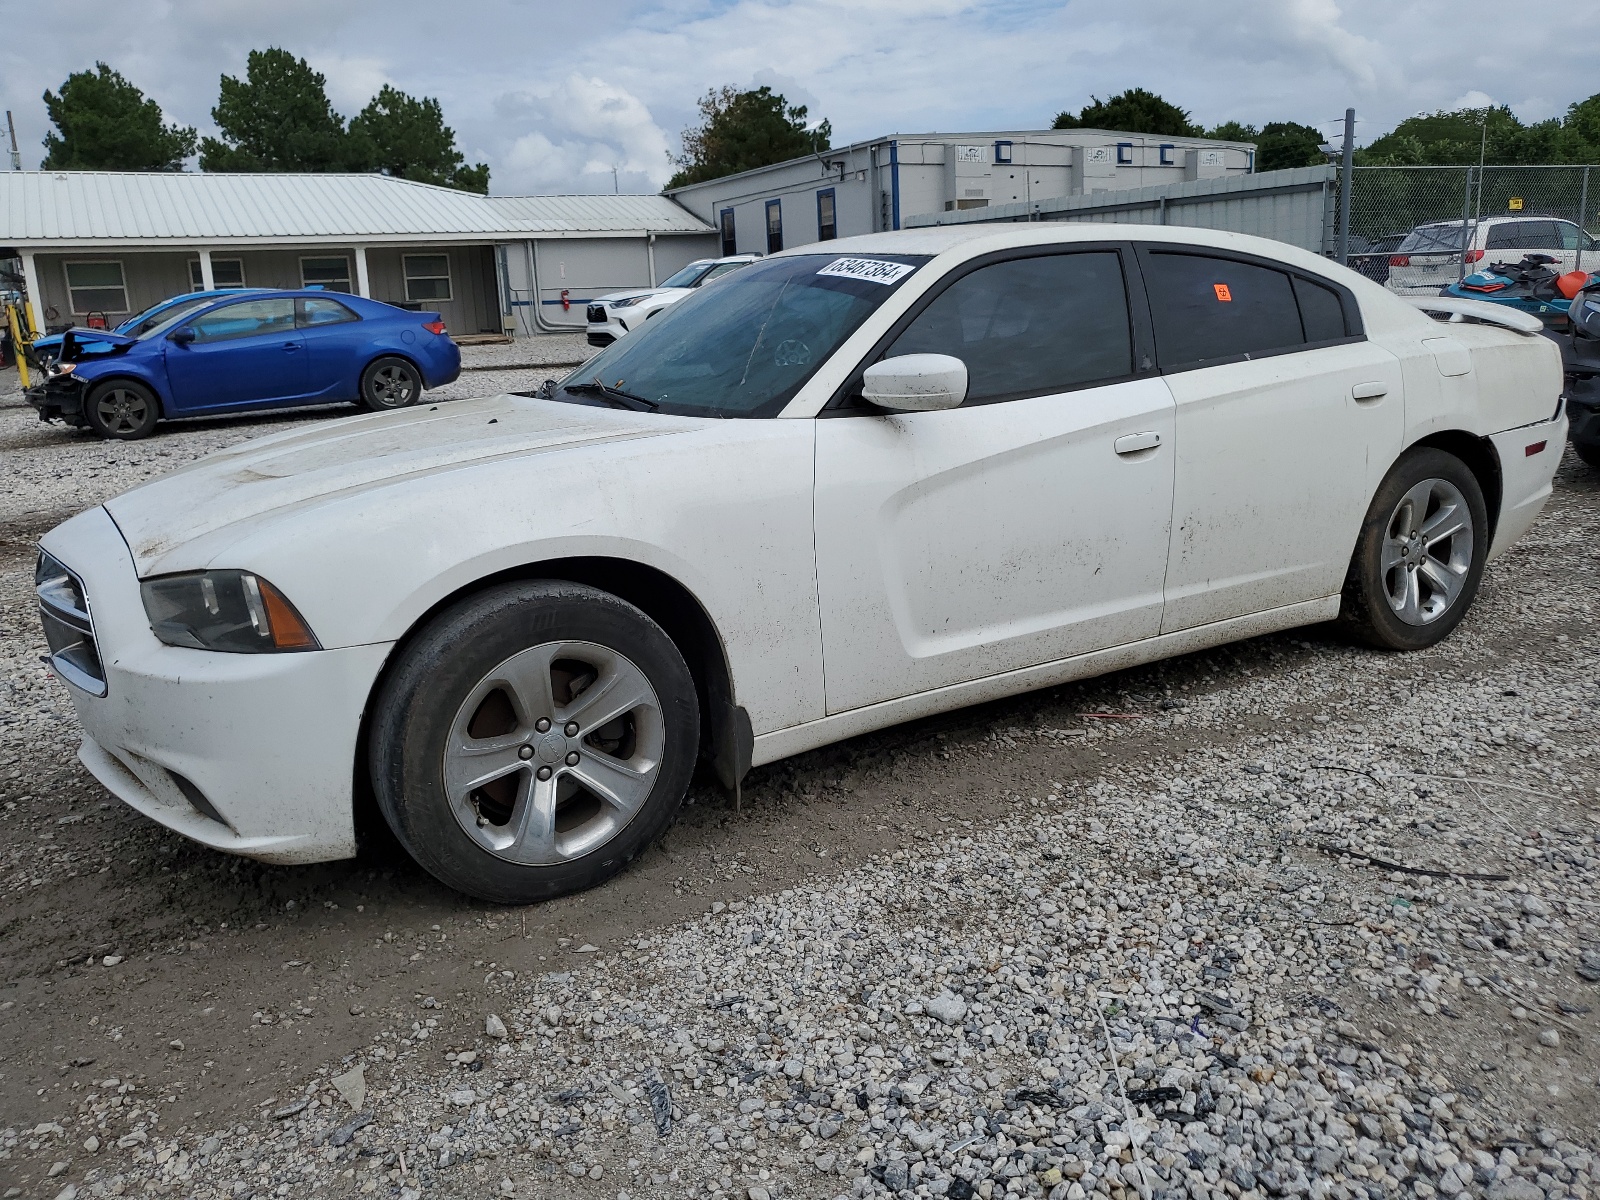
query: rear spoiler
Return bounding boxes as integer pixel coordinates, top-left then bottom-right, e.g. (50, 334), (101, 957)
(1406, 296), (1544, 334)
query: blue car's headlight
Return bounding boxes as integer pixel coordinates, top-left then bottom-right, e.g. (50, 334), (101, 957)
(140, 571), (319, 652)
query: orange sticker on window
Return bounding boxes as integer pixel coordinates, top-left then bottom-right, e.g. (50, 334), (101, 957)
(1213, 283), (1232, 301)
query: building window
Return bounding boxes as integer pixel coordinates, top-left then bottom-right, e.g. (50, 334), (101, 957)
(189, 258), (246, 291)
(404, 254), (453, 302)
(765, 199), (783, 254)
(1116, 142), (1134, 165)
(719, 208), (737, 257)
(1159, 144), (1175, 166)
(817, 189), (837, 241)
(64, 261), (128, 315)
(994, 140), (1013, 165)
(300, 256), (353, 292)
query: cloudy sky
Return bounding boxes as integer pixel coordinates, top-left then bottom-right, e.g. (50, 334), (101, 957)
(0, 0), (1591, 195)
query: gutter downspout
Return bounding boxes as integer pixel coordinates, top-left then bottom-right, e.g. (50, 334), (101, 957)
(648, 232), (657, 286)
(525, 240), (573, 335)
(890, 140), (901, 231)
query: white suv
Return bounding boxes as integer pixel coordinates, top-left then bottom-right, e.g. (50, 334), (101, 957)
(585, 255), (759, 345)
(1386, 215), (1598, 294)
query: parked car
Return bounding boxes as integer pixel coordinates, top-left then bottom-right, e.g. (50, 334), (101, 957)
(29, 288), (264, 368)
(1386, 215), (1599, 294)
(585, 255), (759, 345)
(1562, 278), (1600, 467)
(1347, 232), (1406, 284)
(26, 290), (461, 439)
(37, 225), (1565, 902)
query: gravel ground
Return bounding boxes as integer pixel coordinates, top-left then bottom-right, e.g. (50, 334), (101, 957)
(0, 407), (1596, 1200)
(458, 336), (595, 371)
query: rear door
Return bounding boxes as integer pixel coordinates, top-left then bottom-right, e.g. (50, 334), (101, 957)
(813, 246), (1176, 713)
(1137, 247), (1405, 632)
(1485, 220), (1561, 268)
(163, 297), (308, 412)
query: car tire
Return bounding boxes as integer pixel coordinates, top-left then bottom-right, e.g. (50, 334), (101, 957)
(369, 581), (700, 904)
(83, 379), (160, 440)
(1339, 447), (1488, 651)
(1575, 440), (1600, 469)
(360, 356), (422, 412)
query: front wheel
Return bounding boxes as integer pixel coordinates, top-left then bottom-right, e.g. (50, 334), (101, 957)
(1340, 447), (1488, 650)
(360, 356), (422, 412)
(84, 380), (160, 440)
(1575, 439), (1600, 469)
(369, 581), (700, 903)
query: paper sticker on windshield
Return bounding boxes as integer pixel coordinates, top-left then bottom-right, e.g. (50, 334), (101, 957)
(817, 258), (915, 286)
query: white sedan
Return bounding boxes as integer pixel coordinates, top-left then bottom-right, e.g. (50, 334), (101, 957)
(584, 255), (759, 346)
(37, 225), (1567, 903)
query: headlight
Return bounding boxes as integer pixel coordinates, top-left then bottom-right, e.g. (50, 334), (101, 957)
(609, 294), (652, 308)
(49, 362), (76, 377)
(140, 570), (319, 653)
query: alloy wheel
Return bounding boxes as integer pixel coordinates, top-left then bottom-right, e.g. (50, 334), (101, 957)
(443, 640), (664, 865)
(94, 388), (150, 434)
(370, 365), (416, 405)
(1380, 477), (1474, 625)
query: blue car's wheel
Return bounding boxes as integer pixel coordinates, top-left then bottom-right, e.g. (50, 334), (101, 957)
(361, 356), (422, 412)
(84, 380), (160, 440)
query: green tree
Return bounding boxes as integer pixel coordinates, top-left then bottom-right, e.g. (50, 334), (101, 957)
(1358, 105), (1559, 166)
(1204, 120), (1260, 144)
(41, 63), (196, 170)
(1556, 93), (1600, 162)
(199, 48), (352, 172)
(667, 86), (831, 188)
(347, 85), (489, 193)
(1052, 88), (1201, 137)
(1255, 121), (1326, 171)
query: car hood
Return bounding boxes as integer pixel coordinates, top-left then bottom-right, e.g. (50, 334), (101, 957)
(596, 288), (687, 305)
(103, 394), (690, 575)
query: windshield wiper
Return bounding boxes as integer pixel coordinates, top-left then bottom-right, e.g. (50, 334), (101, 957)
(564, 376), (659, 412)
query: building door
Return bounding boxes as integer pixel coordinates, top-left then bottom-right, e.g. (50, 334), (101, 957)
(719, 208), (737, 257)
(765, 200), (783, 254)
(817, 190), (837, 241)
(813, 247), (1176, 713)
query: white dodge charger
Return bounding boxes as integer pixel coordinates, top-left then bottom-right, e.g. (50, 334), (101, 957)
(37, 225), (1567, 903)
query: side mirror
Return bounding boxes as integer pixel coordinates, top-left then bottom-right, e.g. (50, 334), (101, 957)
(861, 353), (968, 412)
(168, 326), (196, 346)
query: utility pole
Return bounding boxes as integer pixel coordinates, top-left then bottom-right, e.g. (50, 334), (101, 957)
(1336, 108), (1355, 266)
(5, 112), (20, 172)
(611, 165), (619, 195)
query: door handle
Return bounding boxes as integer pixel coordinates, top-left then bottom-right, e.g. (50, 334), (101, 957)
(1351, 381), (1388, 402)
(1114, 431), (1162, 455)
(282, 342), (301, 352)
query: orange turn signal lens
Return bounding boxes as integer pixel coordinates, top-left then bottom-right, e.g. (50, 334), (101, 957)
(256, 577), (319, 650)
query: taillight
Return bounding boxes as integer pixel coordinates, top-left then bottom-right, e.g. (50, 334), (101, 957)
(1389, 255), (1409, 267)
(1463, 249), (1484, 264)
(423, 320), (447, 335)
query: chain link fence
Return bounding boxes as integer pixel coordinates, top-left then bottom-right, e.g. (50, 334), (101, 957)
(1343, 164), (1598, 293)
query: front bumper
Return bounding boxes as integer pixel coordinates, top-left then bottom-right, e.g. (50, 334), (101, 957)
(586, 316), (629, 346)
(25, 376), (89, 425)
(39, 506), (393, 864)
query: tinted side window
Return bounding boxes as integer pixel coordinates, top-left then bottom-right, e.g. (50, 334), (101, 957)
(1143, 252), (1302, 368)
(1293, 275), (1347, 342)
(887, 251), (1133, 403)
(1486, 221), (1557, 250)
(189, 298), (297, 344)
(299, 297), (359, 327)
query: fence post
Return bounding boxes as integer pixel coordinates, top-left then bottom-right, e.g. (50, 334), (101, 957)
(1578, 166), (1591, 275)
(1336, 108), (1355, 264)
(1458, 166), (1474, 281)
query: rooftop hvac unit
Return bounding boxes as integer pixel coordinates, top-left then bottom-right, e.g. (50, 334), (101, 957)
(945, 144), (993, 211)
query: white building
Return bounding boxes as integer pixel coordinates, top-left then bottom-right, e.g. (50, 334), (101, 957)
(0, 171), (720, 338)
(666, 128), (1256, 256)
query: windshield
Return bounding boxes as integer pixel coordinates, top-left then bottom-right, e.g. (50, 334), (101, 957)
(659, 263), (713, 289)
(138, 299), (217, 340)
(115, 296), (191, 334)
(1398, 224), (1470, 254)
(561, 253), (928, 418)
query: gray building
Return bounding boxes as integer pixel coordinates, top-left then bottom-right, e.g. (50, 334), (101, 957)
(665, 128), (1256, 255)
(0, 171), (719, 338)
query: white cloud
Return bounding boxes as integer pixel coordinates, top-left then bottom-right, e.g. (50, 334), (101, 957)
(1450, 90), (1496, 111)
(495, 74), (671, 193)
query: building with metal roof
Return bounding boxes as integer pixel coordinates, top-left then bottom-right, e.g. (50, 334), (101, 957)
(0, 171), (719, 337)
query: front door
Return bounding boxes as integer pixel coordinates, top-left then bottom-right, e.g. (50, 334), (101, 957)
(813, 247), (1177, 715)
(1135, 247), (1405, 632)
(163, 296), (307, 412)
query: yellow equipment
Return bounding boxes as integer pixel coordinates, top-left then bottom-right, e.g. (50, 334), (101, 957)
(4, 300), (33, 389)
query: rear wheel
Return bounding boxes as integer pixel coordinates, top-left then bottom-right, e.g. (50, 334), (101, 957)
(360, 356), (421, 412)
(1340, 447), (1488, 650)
(1575, 440), (1600, 468)
(369, 581), (699, 903)
(84, 380), (160, 440)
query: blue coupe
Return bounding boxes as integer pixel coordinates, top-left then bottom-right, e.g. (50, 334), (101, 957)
(27, 289), (462, 439)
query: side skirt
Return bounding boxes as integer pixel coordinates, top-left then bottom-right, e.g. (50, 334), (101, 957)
(749, 595), (1340, 768)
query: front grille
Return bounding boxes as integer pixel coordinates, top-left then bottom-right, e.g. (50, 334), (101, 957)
(585, 304), (606, 323)
(36, 551), (106, 696)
